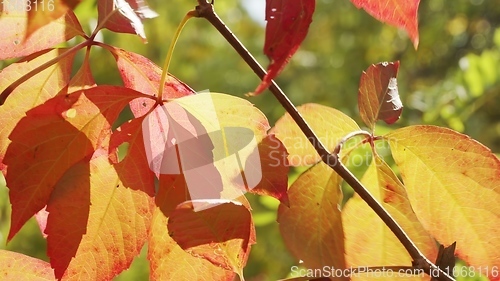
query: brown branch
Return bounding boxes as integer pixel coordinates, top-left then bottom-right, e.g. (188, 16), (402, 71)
(194, 1), (455, 281)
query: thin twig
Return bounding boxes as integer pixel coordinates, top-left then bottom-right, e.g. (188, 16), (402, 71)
(193, 1), (455, 281)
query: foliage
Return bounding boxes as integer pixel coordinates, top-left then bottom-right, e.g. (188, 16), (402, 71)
(0, 0), (499, 281)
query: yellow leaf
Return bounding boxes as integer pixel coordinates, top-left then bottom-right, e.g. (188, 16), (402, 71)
(342, 155), (437, 280)
(386, 125), (500, 280)
(271, 103), (360, 166)
(277, 162), (347, 279)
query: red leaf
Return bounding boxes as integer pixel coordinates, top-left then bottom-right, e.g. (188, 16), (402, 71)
(253, 0), (316, 95)
(0, 7), (84, 60)
(350, 0), (420, 48)
(3, 86), (150, 240)
(110, 116), (155, 196)
(358, 61), (402, 131)
(168, 200), (255, 279)
(97, 0), (158, 42)
(106, 46), (195, 117)
(246, 135), (290, 206)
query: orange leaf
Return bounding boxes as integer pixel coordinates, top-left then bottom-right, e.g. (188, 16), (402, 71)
(0, 7), (84, 60)
(26, 1), (83, 38)
(277, 162), (346, 279)
(246, 134), (290, 206)
(253, 0), (315, 95)
(271, 103), (359, 166)
(3, 86), (150, 240)
(46, 155), (154, 280)
(342, 154), (436, 280)
(68, 49), (96, 92)
(0, 250), (55, 280)
(358, 61), (402, 131)
(148, 175), (235, 280)
(349, 0), (420, 48)
(0, 49), (76, 174)
(107, 46), (195, 117)
(97, 0), (158, 42)
(168, 200), (255, 279)
(386, 125), (500, 280)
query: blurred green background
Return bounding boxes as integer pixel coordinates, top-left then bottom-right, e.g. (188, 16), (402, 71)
(1, 0), (499, 280)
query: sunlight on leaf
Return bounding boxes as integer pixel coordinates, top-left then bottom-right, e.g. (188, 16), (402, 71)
(142, 93), (269, 210)
(271, 103), (359, 166)
(386, 125), (500, 280)
(0, 49), (75, 174)
(0, 250), (55, 280)
(358, 61), (402, 131)
(0, 7), (84, 60)
(277, 162), (346, 279)
(68, 49), (96, 92)
(342, 154), (436, 280)
(3, 86), (149, 241)
(349, 0), (420, 48)
(47, 155), (154, 280)
(253, 0), (316, 95)
(26, 0), (83, 38)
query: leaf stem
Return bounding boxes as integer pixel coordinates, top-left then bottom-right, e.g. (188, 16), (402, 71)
(333, 130), (372, 155)
(194, 2), (455, 281)
(0, 40), (91, 105)
(158, 11), (196, 102)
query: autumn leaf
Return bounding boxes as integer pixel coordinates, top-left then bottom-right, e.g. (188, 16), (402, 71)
(97, 0), (158, 42)
(253, 0), (316, 95)
(168, 200), (255, 279)
(358, 61), (402, 131)
(245, 134), (290, 206)
(110, 116), (156, 196)
(386, 125), (500, 281)
(27, 0), (83, 38)
(0, 7), (84, 60)
(277, 162), (346, 279)
(271, 103), (360, 166)
(349, 0), (420, 48)
(3, 86), (151, 240)
(149, 175), (235, 280)
(0, 250), (55, 280)
(342, 154), (436, 280)
(142, 93), (270, 208)
(106, 46), (195, 117)
(46, 155), (154, 280)
(68, 49), (96, 92)
(0, 49), (76, 174)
